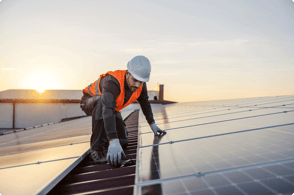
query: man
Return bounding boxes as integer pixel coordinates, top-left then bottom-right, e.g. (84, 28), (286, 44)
(80, 55), (166, 166)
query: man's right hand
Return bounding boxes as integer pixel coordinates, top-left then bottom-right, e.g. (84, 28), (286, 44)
(107, 139), (126, 166)
(150, 123), (166, 136)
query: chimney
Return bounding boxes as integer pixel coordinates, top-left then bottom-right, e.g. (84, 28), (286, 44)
(159, 84), (164, 101)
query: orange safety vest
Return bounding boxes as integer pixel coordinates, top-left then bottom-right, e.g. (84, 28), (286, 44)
(83, 70), (143, 111)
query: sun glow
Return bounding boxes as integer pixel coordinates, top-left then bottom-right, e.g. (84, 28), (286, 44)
(25, 70), (59, 93)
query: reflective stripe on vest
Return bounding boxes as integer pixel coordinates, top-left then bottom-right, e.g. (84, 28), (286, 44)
(95, 78), (100, 95)
(83, 78), (101, 96)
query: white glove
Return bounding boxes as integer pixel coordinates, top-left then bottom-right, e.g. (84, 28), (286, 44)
(107, 139), (126, 166)
(150, 123), (166, 136)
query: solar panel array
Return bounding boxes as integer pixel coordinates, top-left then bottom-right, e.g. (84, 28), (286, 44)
(134, 95), (294, 195)
(1, 95), (294, 195)
(0, 110), (134, 195)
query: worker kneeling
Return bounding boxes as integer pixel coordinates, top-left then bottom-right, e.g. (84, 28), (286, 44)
(80, 55), (166, 166)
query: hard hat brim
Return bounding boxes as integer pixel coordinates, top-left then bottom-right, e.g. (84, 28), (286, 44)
(129, 70), (149, 82)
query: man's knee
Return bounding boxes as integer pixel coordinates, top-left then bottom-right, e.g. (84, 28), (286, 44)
(80, 95), (101, 116)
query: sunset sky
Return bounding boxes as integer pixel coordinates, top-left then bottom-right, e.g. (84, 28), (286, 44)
(0, 0), (293, 102)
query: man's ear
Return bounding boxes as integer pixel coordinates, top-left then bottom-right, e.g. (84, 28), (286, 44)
(126, 70), (130, 77)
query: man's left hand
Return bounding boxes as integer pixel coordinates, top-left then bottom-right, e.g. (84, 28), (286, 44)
(150, 123), (166, 136)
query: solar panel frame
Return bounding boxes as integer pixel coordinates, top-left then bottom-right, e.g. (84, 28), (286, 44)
(134, 95), (294, 195)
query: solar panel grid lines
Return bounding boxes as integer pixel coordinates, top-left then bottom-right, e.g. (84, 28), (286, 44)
(0, 158), (79, 195)
(138, 123), (294, 149)
(0, 130), (91, 149)
(149, 96), (293, 112)
(135, 156), (294, 183)
(218, 95), (294, 107)
(151, 97), (292, 114)
(139, 110), (294, 135)
(0, 155), (81, 170)
(0, 136), (90, 157)
(140, 104), (294, 129)
(214, 136), (280, 166)
(0, 108), (129, 195)
(137, 129), (294, 180)
(135, 158), (294, 194)
(149, 96), (294, 118)
(0, 143), (91, 195)
(141, 117), (293, 140)
(138, 123), (294, 148)
(135, 95), (294, 195)
(139, 107), (292, 150)
(140, 108), (258, 127)
(146, 100), (294, 126)
(149, 107), (210, 120)
(140, 106), (294, 134)
(0, 142), (89, 169)
(0, 117), (92, 147)
(0, 108), (136, 195)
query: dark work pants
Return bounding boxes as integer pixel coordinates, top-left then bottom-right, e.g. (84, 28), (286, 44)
(80, 95), (129, 151)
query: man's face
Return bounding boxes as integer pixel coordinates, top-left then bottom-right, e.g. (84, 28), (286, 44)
(126, 72), (143, 92)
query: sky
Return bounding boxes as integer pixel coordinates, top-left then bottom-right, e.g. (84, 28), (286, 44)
(0, 0), (293, 102)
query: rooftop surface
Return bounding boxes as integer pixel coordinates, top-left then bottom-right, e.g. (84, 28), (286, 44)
(0, 95), (293, 195)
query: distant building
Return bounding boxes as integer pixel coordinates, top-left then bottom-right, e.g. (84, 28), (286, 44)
(148, 90), (159, 101)
(0, 89), (83, 99)
(0, 86), (170, 129)
(0, 89), (84, 129)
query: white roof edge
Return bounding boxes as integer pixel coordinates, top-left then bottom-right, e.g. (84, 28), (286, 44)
(36, 148), (90, 195)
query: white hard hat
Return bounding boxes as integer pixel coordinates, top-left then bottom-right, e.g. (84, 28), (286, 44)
(127, 55), (151, 82)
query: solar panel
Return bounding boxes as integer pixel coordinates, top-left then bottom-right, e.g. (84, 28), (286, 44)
(0, 108), (136, 195)
(134, 95), (294, 195)
(137, 128), (294, 182)
(0, 117), (92, 148)
(0, 135), (90, 156)
(139, 107), (294, 134)
(0, 142), (89, 169)
(139, 163), (294, 195)
(139, 123), (294, 149)
(0, 158), (78, 195)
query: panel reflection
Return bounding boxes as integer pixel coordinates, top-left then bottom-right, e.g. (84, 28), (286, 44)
(142, 135), (164, 195)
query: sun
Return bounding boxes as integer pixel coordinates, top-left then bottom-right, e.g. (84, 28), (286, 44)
(25, 71), (58, 93)
(36, 87), (46, 93)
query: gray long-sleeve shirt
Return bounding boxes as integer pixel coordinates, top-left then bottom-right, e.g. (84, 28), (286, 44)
(87, 74), (155, 140)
